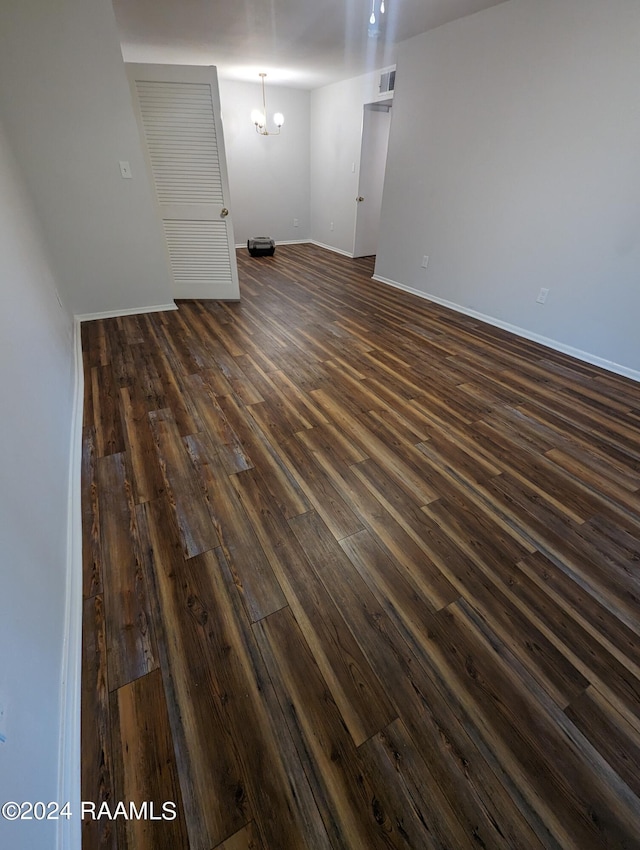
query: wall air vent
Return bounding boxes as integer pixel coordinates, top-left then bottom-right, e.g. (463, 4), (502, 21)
(379, 68), (396, 96)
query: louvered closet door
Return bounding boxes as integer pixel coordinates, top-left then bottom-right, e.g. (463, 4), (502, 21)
(127, 64), (240, 300)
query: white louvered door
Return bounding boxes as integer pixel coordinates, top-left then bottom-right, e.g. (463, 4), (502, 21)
(127, 64), (239, 300)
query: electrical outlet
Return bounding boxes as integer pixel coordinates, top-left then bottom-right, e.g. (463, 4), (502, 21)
(119, 160), (132, 179)
(536, 287), (550, 304)
(421, 255), (429, 269)
(293, 218), (299, 227)
(330, 221), (334, 231)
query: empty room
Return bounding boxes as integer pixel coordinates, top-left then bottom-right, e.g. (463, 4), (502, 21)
(0, 1), (639, 849)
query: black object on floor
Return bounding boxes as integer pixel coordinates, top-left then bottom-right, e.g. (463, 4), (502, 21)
(248, 237), (276, 257)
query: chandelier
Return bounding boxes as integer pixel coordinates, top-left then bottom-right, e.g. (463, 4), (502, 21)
(251, 73), (284, 136)
(369, 0), (385, 26)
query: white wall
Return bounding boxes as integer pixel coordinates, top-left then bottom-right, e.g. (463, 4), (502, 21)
(0, 121), (75, 850)
(375, 0), (640, 375)
(219, 80), (310, 244)
(0, 0), (173, 317)
(310, 70), (383, 255)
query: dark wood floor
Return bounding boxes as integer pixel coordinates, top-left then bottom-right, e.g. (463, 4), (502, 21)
(81, 243), (640, 850)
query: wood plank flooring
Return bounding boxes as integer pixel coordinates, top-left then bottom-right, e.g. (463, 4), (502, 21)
(81, 243), (640, 849)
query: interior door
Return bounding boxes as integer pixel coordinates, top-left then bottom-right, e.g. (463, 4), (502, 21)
(127, 63), (240, 300)
(353, 104), (392, 259)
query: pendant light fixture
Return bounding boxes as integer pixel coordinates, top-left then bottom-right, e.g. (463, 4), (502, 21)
(251, 73), (284, 136)
(368, 0), (386, 27)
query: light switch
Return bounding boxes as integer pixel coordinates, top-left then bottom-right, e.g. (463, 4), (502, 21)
(119, 160), (132, 179)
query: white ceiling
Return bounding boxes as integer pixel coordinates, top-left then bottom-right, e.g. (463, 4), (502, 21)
(113, 0), (509, 89)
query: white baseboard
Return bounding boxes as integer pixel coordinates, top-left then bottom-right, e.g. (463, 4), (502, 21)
(235, 239), (310, 249)
(74, 302), (177, 323)
(56, 319), (84, 850)
(309, 240), (354, 259)
(235, 239), (355, 258)
(372, 273), (640, 383)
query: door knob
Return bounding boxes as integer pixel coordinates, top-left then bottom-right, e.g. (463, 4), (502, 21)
(356, 196), (365, 202)
(220, 207), (229, 217)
